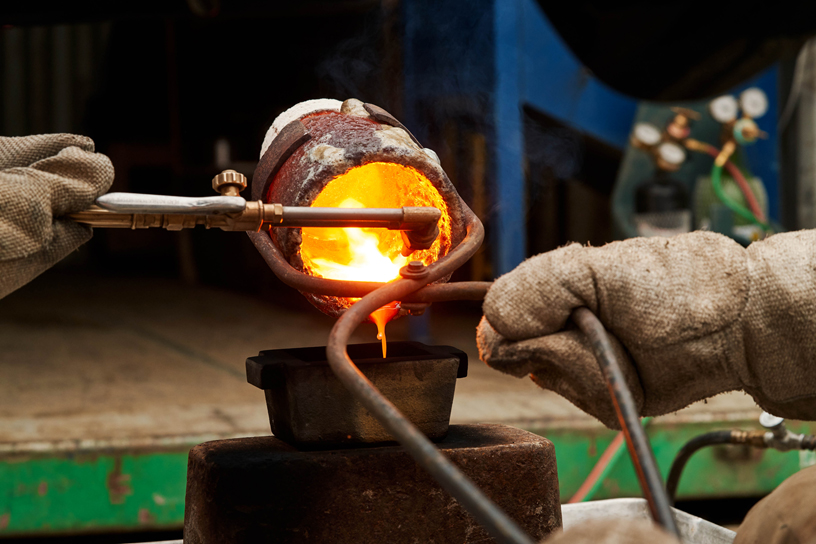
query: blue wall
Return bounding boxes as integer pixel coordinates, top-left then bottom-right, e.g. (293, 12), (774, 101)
(492, 0), (639, 274)
(405, 0), (780, 276)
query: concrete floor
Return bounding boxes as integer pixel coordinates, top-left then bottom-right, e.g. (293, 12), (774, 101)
(0, 271), (761, 449)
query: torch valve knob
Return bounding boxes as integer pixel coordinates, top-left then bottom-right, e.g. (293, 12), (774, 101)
(212, 169), (248, 196)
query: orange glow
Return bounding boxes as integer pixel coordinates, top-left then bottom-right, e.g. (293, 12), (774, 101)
(299, 162), (451, 348)
(369, 303), (400, 358)
(303, 198), (406, 282)
(300, 161), (452, 290)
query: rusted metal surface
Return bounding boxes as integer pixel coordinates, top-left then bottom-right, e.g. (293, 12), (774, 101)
(402, 281), (492, 303)
(251, 120), (311, 201)
(183, 424), (561, 544)
(363, 102), (422, 146)
(570, 307), (679, 537)
(398, 260), (430, 280)
(246, 342), (467, 447)
(253, 98), (467, 316)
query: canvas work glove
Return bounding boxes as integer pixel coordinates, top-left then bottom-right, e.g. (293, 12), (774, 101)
(478, 230), (816, 429)
(734, 465), (816, 544)
(0, 134), (113, 299)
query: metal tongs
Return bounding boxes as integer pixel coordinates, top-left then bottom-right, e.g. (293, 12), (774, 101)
(68, 169), (442, 255)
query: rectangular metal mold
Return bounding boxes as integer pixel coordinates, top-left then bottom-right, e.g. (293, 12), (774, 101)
(246, 341), (467, 448)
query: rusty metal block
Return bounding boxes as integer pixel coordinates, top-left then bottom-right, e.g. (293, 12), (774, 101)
(246, 342), (467, 448)
(183, 424), (561, 544)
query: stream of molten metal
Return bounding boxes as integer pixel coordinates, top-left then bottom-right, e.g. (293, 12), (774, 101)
(299, 162), (451, 357)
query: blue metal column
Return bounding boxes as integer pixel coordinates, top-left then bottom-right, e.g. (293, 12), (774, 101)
(493, 0), (527, 275)
(743, 66), (780, 221)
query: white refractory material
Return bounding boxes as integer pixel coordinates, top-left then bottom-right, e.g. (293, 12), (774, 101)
(259, 99), (342, 159)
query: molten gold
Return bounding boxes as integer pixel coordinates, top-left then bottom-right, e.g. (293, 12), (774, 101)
(299, 162), (451, 284)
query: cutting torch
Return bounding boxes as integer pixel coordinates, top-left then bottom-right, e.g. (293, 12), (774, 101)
(67, 169), (441, 255)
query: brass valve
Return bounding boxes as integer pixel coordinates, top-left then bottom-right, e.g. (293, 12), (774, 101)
(629, 108), (700, 173)
(667, 107), (700, 141)
(705, 88), (769, 166)
(212, 169), (247, 196)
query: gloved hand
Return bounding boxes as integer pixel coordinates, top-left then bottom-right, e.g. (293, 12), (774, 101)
(544, 519), (680, 544)
(477, 230), (816, 429)
(734, 464), (816, 543)
(0, 134), (113, 299)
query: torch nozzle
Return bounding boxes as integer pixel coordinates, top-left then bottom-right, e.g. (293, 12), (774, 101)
(400, 223), (440, 256)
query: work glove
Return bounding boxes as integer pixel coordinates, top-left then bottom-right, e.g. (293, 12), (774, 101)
(544, 519), (680, 544)
(0, 134), (113, 299)
(734, 464), (816, 544)
(477, 230), (816, 429)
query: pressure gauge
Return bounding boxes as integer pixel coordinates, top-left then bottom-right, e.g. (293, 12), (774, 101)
(740, 88), (768, 118)
(632, 123), (661, 146)
(657, 141), (686, 166)
(709, 95), (739, 123)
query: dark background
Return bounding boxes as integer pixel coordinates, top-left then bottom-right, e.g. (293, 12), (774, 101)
(0, 0), (810, 299)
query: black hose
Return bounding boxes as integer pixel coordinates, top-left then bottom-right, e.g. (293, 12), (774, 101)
(666, 431), (735, 506)
(571, 308), (680, 537)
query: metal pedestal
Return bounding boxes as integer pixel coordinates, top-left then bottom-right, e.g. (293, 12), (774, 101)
(183, 424), (561, 543)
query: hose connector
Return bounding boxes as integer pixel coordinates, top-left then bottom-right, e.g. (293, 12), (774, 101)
(759, 412), (814, 452)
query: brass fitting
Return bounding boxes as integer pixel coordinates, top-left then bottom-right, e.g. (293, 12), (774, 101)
(683, 138), (710, 154)
(715, 140), (737, 167)
(729, 429), (768, 449)
(734, 118), (767, 143)
(667, 107), (700, 141)
(212, 169), (248, 196)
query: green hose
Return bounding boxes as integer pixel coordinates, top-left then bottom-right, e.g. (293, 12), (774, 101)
(711, 163), (769, 231)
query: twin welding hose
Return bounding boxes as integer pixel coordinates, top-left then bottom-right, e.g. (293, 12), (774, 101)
(711, 162), (769, 231)
(694, 143), (766, 224)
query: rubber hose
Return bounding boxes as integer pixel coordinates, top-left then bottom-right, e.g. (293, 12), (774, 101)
(711, 163), (769, 230)
(666, 431), (735, 506)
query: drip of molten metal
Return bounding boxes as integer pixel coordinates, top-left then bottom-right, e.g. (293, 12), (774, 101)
(299, 162), (452, 353)
(369, 303), (400, 358)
